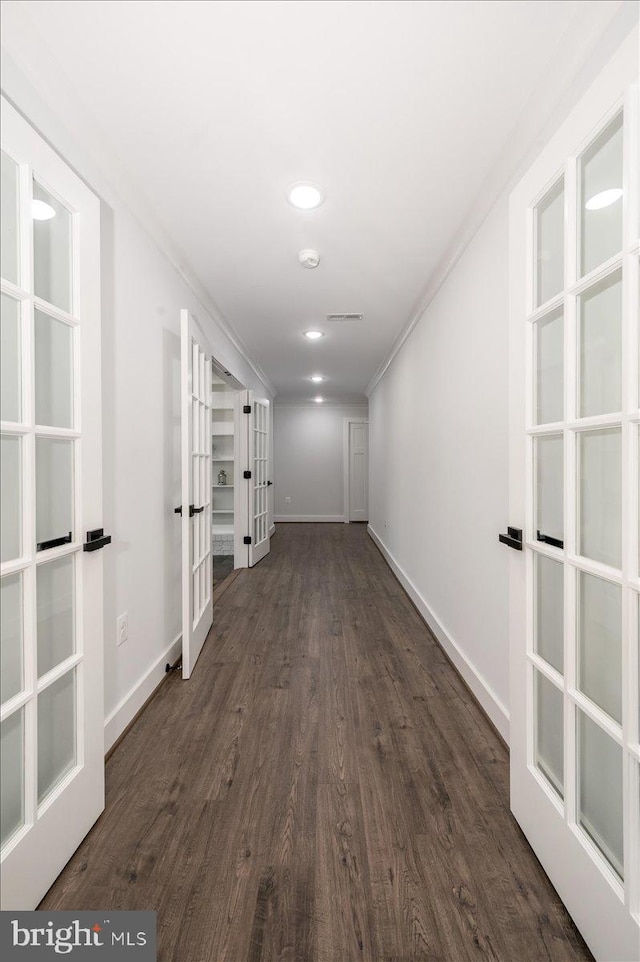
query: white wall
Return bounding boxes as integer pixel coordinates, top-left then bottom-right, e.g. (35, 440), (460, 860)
(274, 403), (368, 521)
(368, 12), (639, 747)
(1, 38), (273, 750)
(368, 197), (510, 739)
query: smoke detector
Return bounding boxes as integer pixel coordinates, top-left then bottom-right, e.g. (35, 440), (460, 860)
(298, 249), (320, 269)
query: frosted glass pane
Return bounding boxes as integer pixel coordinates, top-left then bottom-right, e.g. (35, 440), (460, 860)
(535, 671), (563, 798)
(535, 179), (564, 306)
(579, 273), (621, 417)
(38, 670), (76, 803)
(33, 180), (72, 314)
(535, 434), (563, 544)
(1, 709), (24, 846)
(36, 438), (73, 549)
(578, 710), (623, 879)
(37, 556), (75, 678)
(35, 309), (73, 429)
(1, 151), (19, 286)
(1, 573), (23, 703)
(580, 113), (623, 277)
(1, 435), (21, 563)
(579, 428), (621, 568)
(535, 555), (563, 673)
(1, 294), (21, 422)
(535, 309), (563, 424)
(578, 573), (621, 723)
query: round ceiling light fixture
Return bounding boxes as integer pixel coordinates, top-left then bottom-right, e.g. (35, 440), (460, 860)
(585, 188), (623, 210)
(32, 199), (56, 221)
(314, 396), (324, 404)
(310, 375), (324, 382)
(287, 182), (324, 210)
(304, 330), (324, 340)
(298, 248), (320, 269)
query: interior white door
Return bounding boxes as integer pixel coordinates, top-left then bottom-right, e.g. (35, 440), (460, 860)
(247, 393), (270, 567)
(180, 309), (213, 678)
(349, 421), (369, 521)
(507, 46), (639, 962)
(1, 98), (104, 908)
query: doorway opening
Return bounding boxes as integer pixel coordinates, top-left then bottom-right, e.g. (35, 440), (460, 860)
(211, 360), (244, 592)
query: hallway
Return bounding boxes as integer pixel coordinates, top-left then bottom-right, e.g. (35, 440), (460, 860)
(40, 524), (591, 962)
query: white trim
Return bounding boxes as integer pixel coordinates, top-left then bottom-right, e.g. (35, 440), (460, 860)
(273, 401), (368, 409)
(274, 515), (345, 523)
(269, 523), (276, 538)
(368, 524), (510, 744)
(104, 633), (182, 753)
(366, 2), (635, 398)
(0, 18), (275, 399)
(343, 417), (369, 523)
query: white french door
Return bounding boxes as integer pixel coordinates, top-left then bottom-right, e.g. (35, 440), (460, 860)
(247, 393), (270, 567)
(1, 99), (104, 908)
(508, 42), (639, 962)
(180, 309), (213, 678)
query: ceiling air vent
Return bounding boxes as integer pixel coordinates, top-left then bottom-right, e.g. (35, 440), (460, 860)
(326, 313), (364, 322)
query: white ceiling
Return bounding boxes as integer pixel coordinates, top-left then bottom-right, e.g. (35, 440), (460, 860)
(18, 0), (599, 401)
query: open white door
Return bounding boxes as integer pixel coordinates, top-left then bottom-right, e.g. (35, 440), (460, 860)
(1, 99), (104, 908)
(180, 310), (213, 678)
(246, 393), (270, 567)
(507, 40), (639, 962)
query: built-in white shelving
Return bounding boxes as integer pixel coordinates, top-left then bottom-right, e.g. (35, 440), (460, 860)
(212, 375), (236, 559)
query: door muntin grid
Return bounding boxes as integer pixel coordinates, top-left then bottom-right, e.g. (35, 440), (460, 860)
(0, 146), (83, 855)
(526, 102), (639, 899)
(253, 400), (268, 548)
(189, 337), (211, 628)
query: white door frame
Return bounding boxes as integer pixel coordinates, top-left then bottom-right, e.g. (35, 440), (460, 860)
(343, 417), (368, 523)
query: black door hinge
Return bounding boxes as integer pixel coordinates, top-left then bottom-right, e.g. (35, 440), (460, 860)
(244, 535), (251, 545)
(243, 470), (252, 479)
(243, 404), (251, 414)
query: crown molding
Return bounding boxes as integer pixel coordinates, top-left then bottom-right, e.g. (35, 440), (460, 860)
(0, 1), (276, 398)
(366, 0), (634, 397)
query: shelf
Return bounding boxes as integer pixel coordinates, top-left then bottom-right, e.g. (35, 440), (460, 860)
(213, 484), (234, 489)
(212, 457), (234, 462)
(212, 524), (234, 534)
(212, 510), (234, 515)
(212, 424), (234, 435)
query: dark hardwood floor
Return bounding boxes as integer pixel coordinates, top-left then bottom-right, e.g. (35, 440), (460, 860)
(40, 523), (592, 962)
(213, 554), (235, 589)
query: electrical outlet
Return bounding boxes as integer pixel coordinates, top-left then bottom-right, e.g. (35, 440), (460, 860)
(285, 496), (291, 503)
(116, 612), (128, 647)
(384, 519), (389, 529)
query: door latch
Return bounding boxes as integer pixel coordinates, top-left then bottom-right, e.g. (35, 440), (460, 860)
(498, 526), (523, 551)
(83, 528), (112, 552)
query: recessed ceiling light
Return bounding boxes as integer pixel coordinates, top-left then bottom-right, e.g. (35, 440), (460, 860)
(310, 375), (324, 382)
(32, 199), (56, 221)
(585, 188), (623, 210)
(287, 182), (324, 210)
(304, 330), (324, 340)
(314, 396), (324, 403)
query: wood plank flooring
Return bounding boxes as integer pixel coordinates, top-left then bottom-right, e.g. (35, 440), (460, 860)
(40, 523), (593, 962)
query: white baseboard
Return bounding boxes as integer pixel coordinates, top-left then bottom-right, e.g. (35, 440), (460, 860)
(274, 515), (345, 523)
(104, 633), (182, 753)
(368, 524), (510, 745)
(269, 523), (276, 537)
